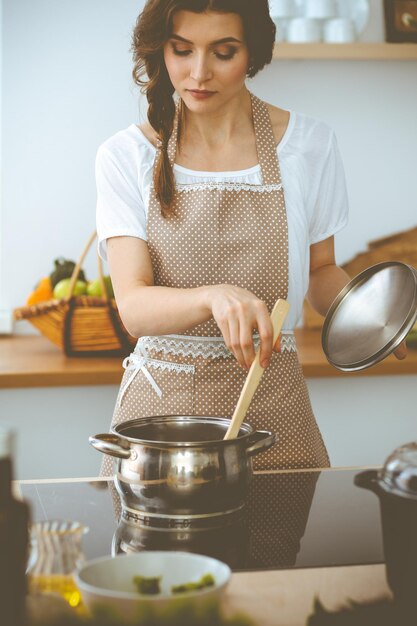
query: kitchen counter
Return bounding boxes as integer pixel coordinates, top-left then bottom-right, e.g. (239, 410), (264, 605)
(2, 330), (417, 388)
(18, 467), (392, 625)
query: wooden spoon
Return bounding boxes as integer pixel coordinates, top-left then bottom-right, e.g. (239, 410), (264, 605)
(224, 299), (290, 440)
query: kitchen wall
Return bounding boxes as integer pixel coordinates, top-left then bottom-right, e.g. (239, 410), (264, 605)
(2, 0), (417, 323)
(1, 0), (416, 478)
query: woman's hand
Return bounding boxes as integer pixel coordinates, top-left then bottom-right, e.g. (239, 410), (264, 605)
(205, 285), (274, 370)
(393, 340), (407, 360)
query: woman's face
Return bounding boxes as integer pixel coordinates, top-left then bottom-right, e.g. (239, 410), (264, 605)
(163, 10), (250, 111)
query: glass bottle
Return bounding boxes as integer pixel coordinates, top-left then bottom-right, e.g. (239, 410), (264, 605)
(0, 429), (30, 626)
(28, 519), (88, 609)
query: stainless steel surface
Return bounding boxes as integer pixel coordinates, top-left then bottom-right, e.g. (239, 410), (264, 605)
(322, 262), (417, 371)
(89, 434), (131, 459)
(112, 512), (250, 568)
(379, 442), (417, 499)
(245, 430), (276, 456)
(90, 415), (276, 525)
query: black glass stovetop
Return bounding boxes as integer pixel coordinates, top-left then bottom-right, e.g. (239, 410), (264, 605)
(20, 468), (383, 572)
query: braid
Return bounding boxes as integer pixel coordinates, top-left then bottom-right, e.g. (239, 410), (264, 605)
(147, 69), (177, 218)
(131, 6), (178, 218)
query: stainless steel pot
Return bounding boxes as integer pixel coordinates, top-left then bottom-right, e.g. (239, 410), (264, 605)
(90, 415), (276, 527)
(112, 513), (250, 569)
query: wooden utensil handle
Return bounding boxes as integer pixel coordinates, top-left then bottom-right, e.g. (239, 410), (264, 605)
(224, 299), (290, 440)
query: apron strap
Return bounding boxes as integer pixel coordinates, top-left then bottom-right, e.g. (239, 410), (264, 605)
(250, 92), (282, 187)
(167, 97), (181, 168)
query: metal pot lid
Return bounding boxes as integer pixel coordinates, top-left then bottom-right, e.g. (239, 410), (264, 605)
(322, 262), (417, 372)
(379, 442), (417, 498)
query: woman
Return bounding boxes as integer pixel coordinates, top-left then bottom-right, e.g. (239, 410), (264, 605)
(96, 0), (406, 475)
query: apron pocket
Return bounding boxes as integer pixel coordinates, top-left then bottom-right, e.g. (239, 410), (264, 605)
(114, 356), (195, 421)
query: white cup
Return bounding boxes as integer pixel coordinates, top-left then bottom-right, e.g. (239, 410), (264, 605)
(323, 18), (356, 43)
(269, 0), (298, 18)
(304, 0), (337, 19)
(286, 17), (322, 42)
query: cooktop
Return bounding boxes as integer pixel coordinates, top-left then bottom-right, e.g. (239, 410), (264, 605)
(20, 468), (383, 572)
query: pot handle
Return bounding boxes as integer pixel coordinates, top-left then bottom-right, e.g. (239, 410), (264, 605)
(246, 430), (276, 457)
(354, 469), (381, 495)
(89, 434), (131, 459)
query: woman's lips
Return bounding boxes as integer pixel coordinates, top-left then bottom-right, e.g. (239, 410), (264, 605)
(187, 90), (216, 100)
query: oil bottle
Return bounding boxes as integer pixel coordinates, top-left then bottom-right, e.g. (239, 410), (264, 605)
(0, 429), (30, 626)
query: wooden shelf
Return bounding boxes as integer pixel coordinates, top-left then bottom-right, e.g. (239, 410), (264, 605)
(273, 42), (417, 60)
(1, 331), (417, 388)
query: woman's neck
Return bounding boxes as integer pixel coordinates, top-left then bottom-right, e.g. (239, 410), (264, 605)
(179, 87), (253, 151)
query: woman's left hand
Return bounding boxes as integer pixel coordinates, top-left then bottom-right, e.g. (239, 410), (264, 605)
(393, 340), (408, 360)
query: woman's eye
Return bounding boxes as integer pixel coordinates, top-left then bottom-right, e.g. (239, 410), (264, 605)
(171, 45), (238, 61)
(172, 48), (192, 57)
(214, 51), (237, 61)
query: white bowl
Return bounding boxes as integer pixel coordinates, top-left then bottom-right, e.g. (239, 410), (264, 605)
(75, 551), (231, 618)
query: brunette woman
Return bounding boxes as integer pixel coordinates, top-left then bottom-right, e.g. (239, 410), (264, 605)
(96, 0), (406, 475)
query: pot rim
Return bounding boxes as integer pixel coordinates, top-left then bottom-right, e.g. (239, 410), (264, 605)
(111, 415), (256, 448)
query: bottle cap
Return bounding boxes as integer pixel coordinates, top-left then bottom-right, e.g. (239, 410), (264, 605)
(0, 428), (14, 459)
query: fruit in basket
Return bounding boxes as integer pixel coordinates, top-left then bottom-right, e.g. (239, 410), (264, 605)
(86, 275), (114, 298)
(26, 277), (54, 306)
(50, 258), (87, 288)
(53, 278), (88, 299)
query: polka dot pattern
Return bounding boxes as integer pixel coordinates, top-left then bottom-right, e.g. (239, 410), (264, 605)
(147, 93), (288, 337)
(99, 91), (330, 477)
(247, 471), (320, 567)
(100, 348), (329, 477)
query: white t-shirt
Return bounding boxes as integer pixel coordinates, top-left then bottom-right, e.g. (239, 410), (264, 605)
(95, 110), (349, 330)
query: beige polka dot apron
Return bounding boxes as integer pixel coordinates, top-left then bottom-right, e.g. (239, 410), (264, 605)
(101, 91), (329, 477)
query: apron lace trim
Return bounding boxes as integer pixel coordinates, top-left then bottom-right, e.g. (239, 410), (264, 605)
(176, 182), (283, 193)
(135, 332), (296, 360)
(116, 344), (195, 407)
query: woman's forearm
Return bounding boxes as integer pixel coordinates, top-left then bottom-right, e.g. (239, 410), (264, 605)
(307, 264), (351, 317)
(119, 285), (213, 338)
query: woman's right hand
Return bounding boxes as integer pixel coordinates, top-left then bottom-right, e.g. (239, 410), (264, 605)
(204, 284), (274, 370)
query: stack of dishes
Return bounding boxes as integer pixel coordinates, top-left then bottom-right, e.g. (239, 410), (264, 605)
(270, 0), (370, 43)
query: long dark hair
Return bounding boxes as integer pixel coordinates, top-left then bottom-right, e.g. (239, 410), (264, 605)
(131, 0), (276, 217)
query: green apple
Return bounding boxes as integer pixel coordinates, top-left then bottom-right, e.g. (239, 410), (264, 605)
(104, 275), (114, 298)
(53, 278), (87, 299)
(86, 276), (114, 298)
(86, 279), (102, 297)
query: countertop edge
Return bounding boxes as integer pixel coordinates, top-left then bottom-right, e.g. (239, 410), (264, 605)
(1, 331), (417, 389)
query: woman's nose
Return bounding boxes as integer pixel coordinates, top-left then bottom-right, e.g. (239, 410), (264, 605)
(190, 53), (212, 83)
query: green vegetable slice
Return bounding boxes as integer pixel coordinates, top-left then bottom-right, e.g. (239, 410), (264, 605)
(171, 573), (215, 594)
(132, 575), (161, 595)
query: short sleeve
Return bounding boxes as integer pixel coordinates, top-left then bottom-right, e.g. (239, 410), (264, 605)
(309, 131), (349, 245)
(95, 143), (147, 262)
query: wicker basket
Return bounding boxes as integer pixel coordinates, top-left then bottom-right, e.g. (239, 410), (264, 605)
(14, 232), (137, 357)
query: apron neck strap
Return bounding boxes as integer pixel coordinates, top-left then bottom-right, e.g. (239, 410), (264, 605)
(250, 92), (282, 186)
(166, 91), (282, 186)
(167, 97), (181, 168)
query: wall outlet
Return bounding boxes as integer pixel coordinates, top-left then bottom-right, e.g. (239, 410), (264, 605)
(0, 310), (13, 334)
